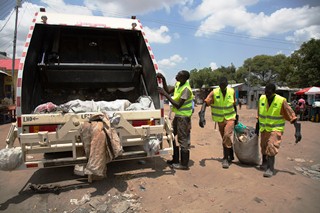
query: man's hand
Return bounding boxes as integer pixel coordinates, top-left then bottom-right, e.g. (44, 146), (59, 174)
(294, 122), (302, 143)
(198, 111), (206, 128)
(156, 73), (165, 80)
(255, 121), (260, 136)
(158, 87), (166, 95)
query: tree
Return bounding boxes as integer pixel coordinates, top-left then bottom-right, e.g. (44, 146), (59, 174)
(238, 54), (288, 86)
(213, 64), (237, 83)
(288, 38), (320, 87)
(189, 64), (238, 88)
(235, 66), (249, 83)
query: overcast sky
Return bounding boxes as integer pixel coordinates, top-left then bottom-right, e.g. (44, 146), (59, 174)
(1, 0), (319, 84)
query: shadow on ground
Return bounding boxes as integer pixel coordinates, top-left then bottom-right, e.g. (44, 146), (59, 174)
(0, 156), (174, 210)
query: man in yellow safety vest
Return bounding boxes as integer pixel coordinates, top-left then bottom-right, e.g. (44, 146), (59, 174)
(157, 70), (194, 170)
(257, 83), (302, 177)
(198, 77), (238, 169)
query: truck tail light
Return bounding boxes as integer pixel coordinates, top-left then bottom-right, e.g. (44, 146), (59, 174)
(26, 163), (39, 168)
(131, 119), (156, 127)
(161, 108), (164, 118)
(28, 125), (58, 133)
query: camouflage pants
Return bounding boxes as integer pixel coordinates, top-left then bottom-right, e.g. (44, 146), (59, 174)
(172, 116), (191, 151)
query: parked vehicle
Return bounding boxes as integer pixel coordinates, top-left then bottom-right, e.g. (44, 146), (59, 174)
(5, 9), (173, 170)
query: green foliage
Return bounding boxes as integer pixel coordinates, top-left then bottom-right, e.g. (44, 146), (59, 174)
(188, 38), (320, 89)
(238, 54), (287, 86)
(288, 38), (320, 87)
(189, 64), (237, 88)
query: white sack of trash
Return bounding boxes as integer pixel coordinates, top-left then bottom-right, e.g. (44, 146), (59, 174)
(33, 96), (155, 114)
(234, 124), (261, 165)
(0, 147), (23, 171)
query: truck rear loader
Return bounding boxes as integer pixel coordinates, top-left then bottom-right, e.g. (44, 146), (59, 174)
(5, 9), (173, 172)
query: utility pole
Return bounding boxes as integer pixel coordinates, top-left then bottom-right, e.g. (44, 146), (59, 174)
(11, 0), (22, 104)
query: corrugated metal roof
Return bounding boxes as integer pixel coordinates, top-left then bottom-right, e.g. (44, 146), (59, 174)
(0, 59), (20, 70)
(0, 70), (11, 76)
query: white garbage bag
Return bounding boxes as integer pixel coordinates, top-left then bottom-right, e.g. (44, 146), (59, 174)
(0, 147), (23, 171)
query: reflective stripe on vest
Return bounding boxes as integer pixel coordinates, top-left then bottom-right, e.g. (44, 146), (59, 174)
(211, 87), (236, 122)
(172, 80), (194, 117)
(259, 94), (285, 132)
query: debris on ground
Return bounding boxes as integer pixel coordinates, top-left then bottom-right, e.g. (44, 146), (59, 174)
(67, 192), (142, 213)
(295, 164), (320, 180)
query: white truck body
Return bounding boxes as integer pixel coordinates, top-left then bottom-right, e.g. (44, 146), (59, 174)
(6, 9), (173, 170)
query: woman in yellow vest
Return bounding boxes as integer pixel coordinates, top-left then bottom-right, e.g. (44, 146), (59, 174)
(198, 77), (238, 169)
(157, 70), (193, 170)
(258, 83), (302, 177)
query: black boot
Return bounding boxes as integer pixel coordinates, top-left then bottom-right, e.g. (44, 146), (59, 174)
(229, 147), (234, 162)
(263, 156), (275, 178)
(172, 149), (189, 170)
(259, 155), (267, 171)
(222, 147), (230, 169)
(167, 146), (179, 165)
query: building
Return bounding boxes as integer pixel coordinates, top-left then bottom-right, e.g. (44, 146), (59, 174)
(192, 83), (246, 105)
(246, 86), (299, 109)
(0, 56), (20, 101)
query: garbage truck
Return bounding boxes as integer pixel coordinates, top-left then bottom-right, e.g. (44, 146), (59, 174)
(5, 8), (173, 170)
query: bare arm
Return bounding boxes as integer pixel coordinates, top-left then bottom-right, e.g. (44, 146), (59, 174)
(157, 73), (174, 94)
(233, 93), (237, 115)
(158, 87), (186, 109)
(166, 95), (186, 109)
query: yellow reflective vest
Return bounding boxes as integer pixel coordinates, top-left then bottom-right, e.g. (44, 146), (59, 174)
(259, 94), (285, 132)
(172, 80), (194, 117)
(211, 87), (236, 122)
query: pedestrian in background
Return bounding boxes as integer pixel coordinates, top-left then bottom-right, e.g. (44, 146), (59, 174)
(198, 77), (238, 169)
(157, 70), (193, 170)
(257, 83), (302, 177)
(238, 98), (242, 110)
(298, 96), (306, 120)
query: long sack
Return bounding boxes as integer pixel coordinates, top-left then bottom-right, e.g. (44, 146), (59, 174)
(234, 126), (260, 165)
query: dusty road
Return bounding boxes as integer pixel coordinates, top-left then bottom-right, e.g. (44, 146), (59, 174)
(0, 105), (320, 213)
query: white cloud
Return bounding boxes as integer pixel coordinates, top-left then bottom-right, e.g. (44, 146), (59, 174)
(42, 0), (93, 15)
(0, 1), (94, 58)
(157, 54), (188, 85)
(83, 0), (191, 17)
(0, 2), (40, 58)
(210, 62), (218, 70)
(1, 0), (188, 58)
(276, 50), (283, 55)
(181, 0), (320, 40)
(158, 54), (186, 69)
(143, 26), (171, 44)
(286, 25), (320, 45)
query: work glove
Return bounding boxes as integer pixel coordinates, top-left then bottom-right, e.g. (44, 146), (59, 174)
(294, 122), (302, 143)
(198, 111), (206, 128)
(235, 114), (239, 125)
(255, 121), (260, 136)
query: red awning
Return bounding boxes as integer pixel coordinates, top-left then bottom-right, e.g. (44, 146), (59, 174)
(295, 87), (320, 95)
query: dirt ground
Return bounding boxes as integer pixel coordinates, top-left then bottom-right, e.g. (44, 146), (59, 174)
(0, 104), (320, 213)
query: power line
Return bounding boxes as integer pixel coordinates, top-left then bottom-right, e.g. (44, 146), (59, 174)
(0, 0), (15, 20)
(18, 1), (28, 27)
(141, 17), (297, 46)
(13, 2), (304, 46)
(83, 7), (298, 46)
(0, 9), (14, 33)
